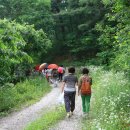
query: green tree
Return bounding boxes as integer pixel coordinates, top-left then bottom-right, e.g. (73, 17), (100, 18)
(0, 0), (54, 39)
(0, 19), (52, 85)
(68, 0), (79, 9)
(50, 0), (105, 62)
(96, 0), (130, 72)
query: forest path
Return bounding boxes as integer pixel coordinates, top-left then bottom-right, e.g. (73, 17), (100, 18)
(49, 93), (83, 130)
(0, 83), (85, 130)
(0, 84), (61, 130)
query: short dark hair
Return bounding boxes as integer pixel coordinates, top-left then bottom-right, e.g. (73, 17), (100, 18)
(68, 67), (75, 73)
(82, 68), (89, 74)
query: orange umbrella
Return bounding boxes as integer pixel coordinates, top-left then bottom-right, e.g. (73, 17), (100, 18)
(39, 63), (47, 70)
(48, 64), (58, 69)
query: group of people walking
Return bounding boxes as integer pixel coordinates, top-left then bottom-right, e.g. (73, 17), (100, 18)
(42, 65), (65, 85)
(61, 66), (92, 118)
(39, 65), (92, 118)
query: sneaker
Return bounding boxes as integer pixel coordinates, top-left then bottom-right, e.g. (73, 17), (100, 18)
(67, 112), (70, 118)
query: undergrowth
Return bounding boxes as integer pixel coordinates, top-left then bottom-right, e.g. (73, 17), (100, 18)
(82, 66), (130, 130)
(0, 76), (51, 116)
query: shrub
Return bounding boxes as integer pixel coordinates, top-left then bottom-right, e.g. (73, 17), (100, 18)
(0, 76), (51, 115)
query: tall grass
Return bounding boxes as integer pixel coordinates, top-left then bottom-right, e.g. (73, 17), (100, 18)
(82, 66), (130, 129)
(0, 76), (51, 116)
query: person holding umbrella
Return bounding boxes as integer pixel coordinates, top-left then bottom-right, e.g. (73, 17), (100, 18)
(39, 63), (48, 77)
(47, 64), (58, 83)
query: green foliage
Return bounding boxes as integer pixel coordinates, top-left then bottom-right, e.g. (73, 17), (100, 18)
(0, 76), (51, 115)
(96, 0), (130, 72)
(50, 0), (105, 61)
(0, 19), (32, 85)
(95, 23), (116, 65)
(110, 1), (130, 73)
(68, 0), (79, 9)
(0, 0), (54, 39)
(0, 0), (129, 81)
(25, 105), (66, 130)
(50, 0), (130, 73)
(0, 19), (52, 85)
(20, 24), (52, 63)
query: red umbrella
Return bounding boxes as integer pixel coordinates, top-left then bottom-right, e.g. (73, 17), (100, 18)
(48, 64), (58, 69)
(39, 63), (47, 70)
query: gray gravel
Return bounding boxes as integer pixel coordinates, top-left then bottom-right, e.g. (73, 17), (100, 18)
(49, 94), (83, 130)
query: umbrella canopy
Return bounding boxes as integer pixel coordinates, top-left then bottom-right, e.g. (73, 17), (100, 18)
(39, 63), (47, 70)
(48, 64), (58, 69)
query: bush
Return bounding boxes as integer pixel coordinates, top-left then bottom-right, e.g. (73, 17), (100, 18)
(0, 76), (51, 115)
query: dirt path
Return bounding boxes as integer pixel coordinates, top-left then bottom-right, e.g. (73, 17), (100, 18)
(0, 84), (61, 130)
(49, 94), (83, 130)
(0, 83), (84, 130)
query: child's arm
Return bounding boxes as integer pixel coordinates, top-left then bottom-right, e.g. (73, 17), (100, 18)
(78, 77), (82, 96)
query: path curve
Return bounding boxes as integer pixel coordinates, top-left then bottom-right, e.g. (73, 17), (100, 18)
(0, 85), (61, 130)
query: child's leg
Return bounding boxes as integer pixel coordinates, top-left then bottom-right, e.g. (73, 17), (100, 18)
(61, 73), (63, 81)
(59, 73), (62, 81)
(81, 95), (86, 113)
(58, 73), (61, 81)
(86, 95), (91, 113)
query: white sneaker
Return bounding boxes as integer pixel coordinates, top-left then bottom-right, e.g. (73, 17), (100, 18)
(67, 112), (70, 118)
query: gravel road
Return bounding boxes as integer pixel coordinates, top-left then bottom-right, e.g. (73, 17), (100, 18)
(0, 83), (84, 130)
(49, 94), (83, 130)
(0, 84), (61, 130)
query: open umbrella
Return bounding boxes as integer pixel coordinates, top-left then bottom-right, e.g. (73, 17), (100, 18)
(39, 63), (47, 70)
(48, 64), (58, 69)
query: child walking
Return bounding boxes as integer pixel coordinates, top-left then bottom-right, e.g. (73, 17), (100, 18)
(61, 67), (78, 118)
(78, 68), (92, 117)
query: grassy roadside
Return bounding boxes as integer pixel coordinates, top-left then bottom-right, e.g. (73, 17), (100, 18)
(82, 66), (130, 129)
(25, 105), (66, 130)
(0, 76), (51, 117)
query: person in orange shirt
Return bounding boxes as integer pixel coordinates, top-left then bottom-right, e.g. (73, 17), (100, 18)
(58, 65), (65, 81)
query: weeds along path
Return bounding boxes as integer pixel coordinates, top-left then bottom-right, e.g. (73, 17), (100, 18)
(0, 84), (61, 130)
(49, 92), (83, 130)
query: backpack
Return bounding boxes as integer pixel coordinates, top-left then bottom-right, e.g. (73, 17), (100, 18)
(58, 67), (63, 73)
(81, 76), (91, 95)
